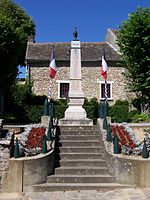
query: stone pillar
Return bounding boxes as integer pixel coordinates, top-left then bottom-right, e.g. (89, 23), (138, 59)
(59, 40), (93, 126)
(65, 40), (86, 119)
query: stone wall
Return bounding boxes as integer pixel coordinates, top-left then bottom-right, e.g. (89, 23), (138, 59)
(97, 119), (150, 187)
(30, 63), (131, 103)
(2, 149), (55, 192)
(0, 145), (10, 185)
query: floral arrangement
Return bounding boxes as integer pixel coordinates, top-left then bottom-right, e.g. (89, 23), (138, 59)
(111, 123), (143, 155)
(26, 126), (46, 148)
(19, 124), (47, 156)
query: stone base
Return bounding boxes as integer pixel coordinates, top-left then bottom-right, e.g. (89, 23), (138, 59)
(64, 106), (86, 119)
(58, 118), (93, 126)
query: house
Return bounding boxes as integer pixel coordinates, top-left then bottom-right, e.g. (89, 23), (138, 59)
(25, 28), (131, 103)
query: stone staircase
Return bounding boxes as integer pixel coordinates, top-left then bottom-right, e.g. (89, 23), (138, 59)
(31, 125), (131, 192)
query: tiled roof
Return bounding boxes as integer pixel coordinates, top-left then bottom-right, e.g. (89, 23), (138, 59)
(25, 41), (121, 62)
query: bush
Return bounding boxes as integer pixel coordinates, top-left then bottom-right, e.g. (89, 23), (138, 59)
(109, 100), (129, 123)
(83, 98), (99, 119)
(29, 95), (46, 105)
(54, 99), (68, 119)
(11, 82), (32, 106)
(128, 109), (140, 122)
(55, 105), (68, 119)
(25, 105), (43, 123)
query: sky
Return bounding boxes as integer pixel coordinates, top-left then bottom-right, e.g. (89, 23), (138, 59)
(14, 0), (150, 43)
(15, 0), (149, 78)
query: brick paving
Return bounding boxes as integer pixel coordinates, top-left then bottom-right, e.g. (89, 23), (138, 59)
(1, 188), (149, 200)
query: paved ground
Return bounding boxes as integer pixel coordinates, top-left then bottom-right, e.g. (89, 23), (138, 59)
(0, 188), (150, 200)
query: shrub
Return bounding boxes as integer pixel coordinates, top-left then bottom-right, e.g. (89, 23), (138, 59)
(55, 105), (68, 119)
(11, 82), (32, 106)
(109, 100), (129, 123)
(54, 99), (68, 119)
(25, 105), (43, 123)
(128, 109), (140, 122)
(83, 97), (99, 119)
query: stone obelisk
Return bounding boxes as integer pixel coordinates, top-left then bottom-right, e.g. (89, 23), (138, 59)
(59, 29), (93, 125)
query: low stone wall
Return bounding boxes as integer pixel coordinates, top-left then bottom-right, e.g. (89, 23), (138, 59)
(105, 151), (150, 187)
(3, 125), (27, 133)
(0, 124), (27, 186)
(2, 149), (55, 192)
(1, 119), (56, 192)
(97, 118), (150, 187)
(0, 145), (10, 185)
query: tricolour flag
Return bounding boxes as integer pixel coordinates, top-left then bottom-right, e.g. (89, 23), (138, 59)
(100, 47), (108, 80)
(49, 46), (57, 79)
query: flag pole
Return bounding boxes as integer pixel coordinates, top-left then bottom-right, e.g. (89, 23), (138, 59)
(48, 44), (56, 98)
(48, 79), (52, 97)
(100, 46), (108, 117)
(105, 79), (107, 102)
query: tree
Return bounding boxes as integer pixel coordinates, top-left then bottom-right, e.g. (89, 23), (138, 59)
(117, 7), (150, 112)
(0, 0), (36, 94)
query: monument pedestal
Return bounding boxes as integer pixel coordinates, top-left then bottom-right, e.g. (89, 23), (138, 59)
(58, 118), (93, 126)
(59, 40), (93, 126)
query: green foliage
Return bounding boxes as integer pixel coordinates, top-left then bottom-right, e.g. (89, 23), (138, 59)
(8, 82), (47, 123)
(128, 109), (140, 122)
(109, 100), (129, 123)
(83, 97), (98, 119)
(11, 82), (32, 106)
(114, 100), (129, 106)
(0, 0), (35, 94)
(131, 98), (142, 111)
(132, 113), (150, 123)
(29, 95), (46, 106)
(54, 99), (68, 119)
(25, 105), (43, 123)
(117, 7), (150, 99)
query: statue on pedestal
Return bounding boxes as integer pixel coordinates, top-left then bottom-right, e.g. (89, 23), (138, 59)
(73, 27), (78, 41)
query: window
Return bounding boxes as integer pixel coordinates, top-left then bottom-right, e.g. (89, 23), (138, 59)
(60, 83), (69, 98)
(57, 80), (70, 99)
(98, 81), (114, 100)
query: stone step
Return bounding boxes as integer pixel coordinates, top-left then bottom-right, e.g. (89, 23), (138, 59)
(58, 140), (102, 147)
(55, 166), (108, 175)
(58, 135), (100, 140)
(55, 146), (104, 153)
(47, 174), (115, 183)
(59, 125), (99, 131)
(55, 159), (106, 167)
(58, 130), (100, 136)
(55, 153), (103, 160)
(29, 183), (133, 192)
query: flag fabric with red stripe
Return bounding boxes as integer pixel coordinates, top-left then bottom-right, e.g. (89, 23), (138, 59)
(100, 48), (108, 80)
(49, 46), (57, 79)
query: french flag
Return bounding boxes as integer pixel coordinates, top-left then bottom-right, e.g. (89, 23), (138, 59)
(49, 46), (57, 79)
(100, 47), (108, 80)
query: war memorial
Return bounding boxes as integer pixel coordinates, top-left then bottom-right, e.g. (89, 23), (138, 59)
(0, 30), (150, 200)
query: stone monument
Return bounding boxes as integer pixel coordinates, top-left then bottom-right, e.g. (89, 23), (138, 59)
(59, 29), (93, 125)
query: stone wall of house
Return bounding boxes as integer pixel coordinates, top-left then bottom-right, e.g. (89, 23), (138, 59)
(0, 145), (10, 185)
(30, 64), (131, 103)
